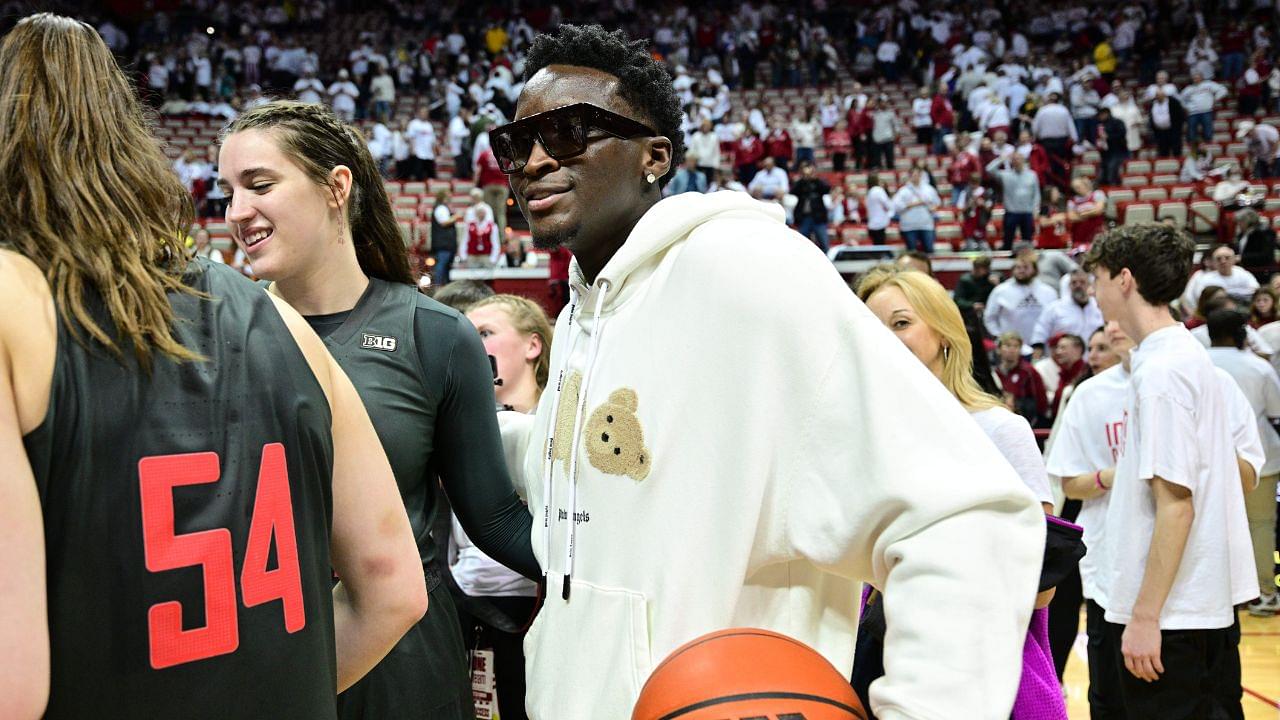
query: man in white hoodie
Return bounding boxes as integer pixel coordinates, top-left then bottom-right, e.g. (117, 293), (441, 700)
(492, 24), (1044, 720)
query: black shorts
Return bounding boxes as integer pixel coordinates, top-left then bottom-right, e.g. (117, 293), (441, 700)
(1106, 613), (1241, 720)
(337, 583), (476, 720)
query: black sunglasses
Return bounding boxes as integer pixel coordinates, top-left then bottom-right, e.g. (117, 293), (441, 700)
(490, 102), (658, 174)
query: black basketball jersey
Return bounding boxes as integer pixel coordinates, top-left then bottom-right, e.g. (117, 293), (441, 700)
(22, 259), (338, 719)
(303, 278), (536, 582)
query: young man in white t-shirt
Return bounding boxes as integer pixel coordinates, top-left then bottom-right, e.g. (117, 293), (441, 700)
(1205, 308), (1280, 616)
(1083, 225), (1259, 716)
(1045, 323), (1131, 716)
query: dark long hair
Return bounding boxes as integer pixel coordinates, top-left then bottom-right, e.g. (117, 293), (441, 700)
(223, 101), (415, 285)
(0, 13), (199, 368)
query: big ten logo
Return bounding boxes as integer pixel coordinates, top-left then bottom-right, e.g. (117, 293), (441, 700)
(361, 333), (397, 352)
(1274, 551), (1280, 590)
(728, 714), (811, 719)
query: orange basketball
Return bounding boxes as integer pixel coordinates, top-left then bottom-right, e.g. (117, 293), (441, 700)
(632, 628), (867, 720)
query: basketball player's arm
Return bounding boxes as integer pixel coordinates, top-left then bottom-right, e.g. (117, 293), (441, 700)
(266, 295), (428, 692)
(0, 255), (51, 718)
(429, 313), (539, 579)
(1123, 476), (1193, 682)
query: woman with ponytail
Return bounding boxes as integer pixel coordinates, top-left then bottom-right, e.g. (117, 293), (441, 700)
(218, 101), (538, 720)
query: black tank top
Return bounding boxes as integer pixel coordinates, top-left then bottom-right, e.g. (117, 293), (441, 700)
(22, 259), (338, 719)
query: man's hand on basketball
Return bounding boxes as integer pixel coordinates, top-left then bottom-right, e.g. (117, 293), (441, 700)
(1121, 618), (1163, 682)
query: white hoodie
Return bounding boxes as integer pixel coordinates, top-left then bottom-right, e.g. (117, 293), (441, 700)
(505, 191), (1044, 719)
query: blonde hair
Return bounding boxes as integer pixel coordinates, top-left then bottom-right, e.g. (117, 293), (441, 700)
(856, 266), (1002, 411)
(469, 294), (554, 393)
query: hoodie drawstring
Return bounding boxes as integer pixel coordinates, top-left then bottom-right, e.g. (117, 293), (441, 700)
(536, 279), (610, 602)
(537, 289), (578, 587)
(560, 279), (610, 600)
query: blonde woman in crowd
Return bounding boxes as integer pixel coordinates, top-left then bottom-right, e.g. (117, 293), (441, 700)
(856, 264), (1066, 720)
(450, 295), (554, 720)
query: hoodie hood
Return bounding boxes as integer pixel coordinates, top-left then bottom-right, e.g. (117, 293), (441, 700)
(568, 191), (786, 312)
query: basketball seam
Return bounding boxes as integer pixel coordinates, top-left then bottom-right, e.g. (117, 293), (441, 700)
(646, 630), (812, 677)
(655, 690), (867, 720)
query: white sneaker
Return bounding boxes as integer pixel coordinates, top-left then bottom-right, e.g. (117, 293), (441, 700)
(1247, 592), (1280, 617)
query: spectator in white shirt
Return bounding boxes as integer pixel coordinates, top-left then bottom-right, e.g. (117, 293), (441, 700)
(1185, 29), (1219, 80)
(369, 65), (396, 122)
(892, 167), (942, 253)
(1142, 70), (1180, 102)
(747, 156), (789, 201)
(146, 54), (169, 98)
(1032, 92), (1078, 161)
(1180, 142), (1216, 182)
(447, 105), (474, 180)
(190, 52), (212, 95)
(986, 248), (1060, 343)
(911, 86), (934, 146)
(687, 118), (721, 187)
(405, 106), (437, 180)
(327, 69), (359, 122)
(1032, 270), (1105, 347)
(876, 38), (901, 82)
(1237, 120), (1280, 179)
(292, 70), (324, 105)
(391, 120), (411, 180)
(791, 111), (821, 168)
(242, 43), (262, 85)
(1183, 245), (1261, 309)
(864, 173), (895, 245)
(1205, 309), (1280, 616)
(1070, 80), (1101, 143)
(366, 121), (393, 177)
(1180, 70), (1227, 144)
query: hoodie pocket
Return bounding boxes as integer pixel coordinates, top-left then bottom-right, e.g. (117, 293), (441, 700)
(523, 579), (652, 719)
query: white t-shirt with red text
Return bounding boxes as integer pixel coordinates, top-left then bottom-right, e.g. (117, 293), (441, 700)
(1044, 364), (1128, 605)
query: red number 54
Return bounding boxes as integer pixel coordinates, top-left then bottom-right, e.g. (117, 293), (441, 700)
(138, 443), (305, 670)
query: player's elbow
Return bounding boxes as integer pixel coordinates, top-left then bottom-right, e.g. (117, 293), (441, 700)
(378, 550), (429, 634)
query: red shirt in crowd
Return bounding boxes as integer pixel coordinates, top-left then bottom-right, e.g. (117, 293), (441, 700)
(475, 148), (507, 189)
(931, 94), (955, 129)
(1050, 358), (1086, 418)
(825, 129), (852, 154)
(547, 245), (571, 281)
(735, 135), (765, 169)
(947, 151), (980, 187)
(848, 107), (872, 138)
(996, 361), (1048, 421)
(1068, 189), (1107, 249)
(765, 128), (793, 161)
(1036, 211), (1069, 249)
(1221, 27), (1249, 54)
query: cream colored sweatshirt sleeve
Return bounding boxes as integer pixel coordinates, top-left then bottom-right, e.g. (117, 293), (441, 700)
(782, 287), (1044, 719)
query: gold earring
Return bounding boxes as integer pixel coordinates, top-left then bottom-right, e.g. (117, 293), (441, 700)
(645, 173), (657, 184)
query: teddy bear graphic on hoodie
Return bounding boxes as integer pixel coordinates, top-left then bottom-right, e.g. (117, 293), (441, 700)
(553, 371), (651, 481)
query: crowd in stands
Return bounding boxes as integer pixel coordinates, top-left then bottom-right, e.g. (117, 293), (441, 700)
(29, 0), (1280, 268)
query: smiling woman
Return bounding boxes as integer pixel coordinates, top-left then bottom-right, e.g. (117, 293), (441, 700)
(218, 101), (538, 720)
